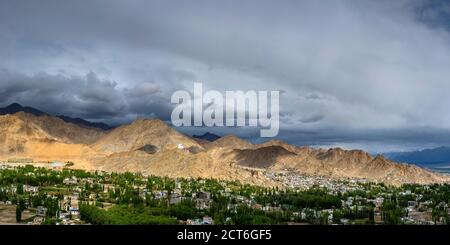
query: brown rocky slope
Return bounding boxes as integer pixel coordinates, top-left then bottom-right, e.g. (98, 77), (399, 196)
(0, 112), (106, 165)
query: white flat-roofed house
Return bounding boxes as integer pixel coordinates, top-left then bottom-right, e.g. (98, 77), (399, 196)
(69, 207), (79, 216)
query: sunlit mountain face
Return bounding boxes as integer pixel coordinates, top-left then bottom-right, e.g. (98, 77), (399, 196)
(2, 1), (450, 153)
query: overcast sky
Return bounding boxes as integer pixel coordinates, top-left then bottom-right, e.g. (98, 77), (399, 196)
(1, 0), (450, 152)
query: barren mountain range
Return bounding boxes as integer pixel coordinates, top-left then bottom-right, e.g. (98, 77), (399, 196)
(0, 104), (449, 187)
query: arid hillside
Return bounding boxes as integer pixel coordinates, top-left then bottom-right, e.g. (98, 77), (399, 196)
(0, 112), (105, 166)
(91, 118), (202, 153)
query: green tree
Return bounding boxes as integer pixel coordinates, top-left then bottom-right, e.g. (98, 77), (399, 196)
(368, 207), (375, 224)
(16, 184), (24, 195)
(332, 210), (343, 224)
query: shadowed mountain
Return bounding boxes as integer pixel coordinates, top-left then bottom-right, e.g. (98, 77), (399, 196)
(231, 145), (297, 168)
(57, 115), (113, 130)
(384, 146), (450, 165)
(0, 103), (46, 116)
(137, 144), (158, 154)
(193, 132), (221, 142)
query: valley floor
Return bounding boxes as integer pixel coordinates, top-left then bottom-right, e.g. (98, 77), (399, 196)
(1, 163), (450, 225)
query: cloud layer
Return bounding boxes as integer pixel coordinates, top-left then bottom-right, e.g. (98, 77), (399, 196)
(1, 0), (450, 152)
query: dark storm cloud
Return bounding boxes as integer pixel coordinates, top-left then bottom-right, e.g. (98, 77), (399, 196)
(0, 69), (170, 125)
(1, 0), (450, 151)
(415, 1), (450, 30)
(0, 69), (124, 117)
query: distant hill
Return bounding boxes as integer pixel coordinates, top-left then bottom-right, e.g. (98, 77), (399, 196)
(209, 135), (254, 149)
(231, 145), (297, 168)
(91, 118), (202, 153)
(192, 132), (221, 142)
(57, 115), (112, 130)
(384, 146), (450, 165)
(0, 103), (112, 130)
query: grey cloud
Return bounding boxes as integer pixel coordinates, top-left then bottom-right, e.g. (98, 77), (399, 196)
(1, 0), (450, 151)
(299, 114), (325, 124)
(305, 93), (323, 100)
(0, 69), (164, 124)
(124, 82), (161, 97)
(0, 70), (124, 116)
